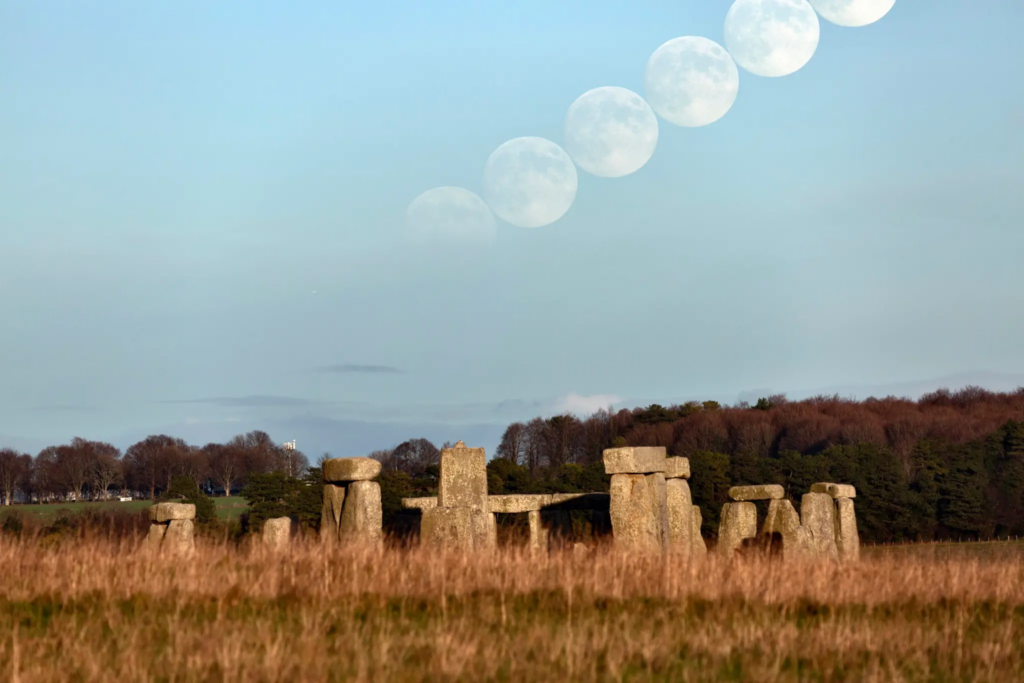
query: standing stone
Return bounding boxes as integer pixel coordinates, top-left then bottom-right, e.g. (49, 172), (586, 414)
(603, 447), (667, 475)
(666, 478), (693, 554)
(609, 472), (668, 551)
(323, 457), (382, 483)
(835, 497), (860, 561)
(718, 502), (756, 558)
(528, 510), (548, 554)
(801, 493), (839, 561)
(320, 483), (345, 542)
(147, 522), (167, 549)
(164, 519), (195, 555)
(339, 480), (383, 545)
(421, 507), (495, 551)
(691, 506), (707, 557)
(437, 442), (488, 510)
(263, 517), (292, 550)
(762, 499), (812, 560)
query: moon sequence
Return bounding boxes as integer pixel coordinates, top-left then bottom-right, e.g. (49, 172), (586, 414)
(483, 137), (579, 229)
(724, 0), (821, 78)
(644, 36), (740, 128)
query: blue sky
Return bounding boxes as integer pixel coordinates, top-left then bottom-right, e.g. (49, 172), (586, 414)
(1, 1), (1022, 457)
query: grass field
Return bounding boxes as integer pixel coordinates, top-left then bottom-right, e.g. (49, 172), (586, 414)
(1, 539), (1023, 682)
(2, 496), (250, 521)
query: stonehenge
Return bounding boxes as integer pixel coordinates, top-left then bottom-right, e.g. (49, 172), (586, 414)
(320, 457), (383, 546)
(717, 480), (860, 561)
(353, 438), (860, 563)
(147, 502), (196, 555)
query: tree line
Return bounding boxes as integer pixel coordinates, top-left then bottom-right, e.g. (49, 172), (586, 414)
(4, 386), (1023, 547)
(477, 387), (1024, 544)
(0, 430), (312, 504)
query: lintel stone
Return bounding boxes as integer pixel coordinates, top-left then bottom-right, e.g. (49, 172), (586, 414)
(603, 447), (667, 475)
(664, 457), (690, 480)
(828, 484), (857, 499)
(402, 497), (438, 510)
(323, 457), (382, 483)
(728, 484), (784, 501)
(149, 502), (196, 523)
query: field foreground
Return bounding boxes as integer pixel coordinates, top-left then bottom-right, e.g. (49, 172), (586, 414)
(1, 539), (1023, 682)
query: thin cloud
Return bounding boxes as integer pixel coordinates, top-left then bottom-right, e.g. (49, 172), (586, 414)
(317, 364), (402, 374)
(162, 396), (322, 408)
(554, 392), (621, 416)
(29, 404), (96, 412)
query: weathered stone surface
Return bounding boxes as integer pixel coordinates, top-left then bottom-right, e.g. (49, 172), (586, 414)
(609, 472), (668, 551)
(835, 497), (860, 561)
(149, 502), (196, 523)
(320, 484), (345, 542)
(488, 494), (553, 513)
(603, 447), (667, 475)
(691, 506), (707, 557)
(718, 502), (757, 558)
(437, 443), (488, 510)
(828, 484), (857, 500)
(528, 509), (548, 554)
(323, 457), (381, 483)
(263, 517), (292, 550)
(402, 496), (438, 510)
(763, 499), (812, 560)
(810, 482), (836, 494)
(164, 519), (195, 555)
(729, 485), (784, 501)
(666, 478), (693, 553)
(420, 507), (496, 551)
(339, 480), (383, 545)
(147, 523), (167, 549)
(573, 543), (590, 560)
(664, 457), (691, 480)
(801, 492), (839, 561)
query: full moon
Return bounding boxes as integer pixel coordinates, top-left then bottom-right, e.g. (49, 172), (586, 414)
(724, 0), (821, 78)
(483, 137), (578, 228)
(405, 187), (497, 246)
(563, 87), (658, 178)
(808, 0), (895, 27)
(644, 36), (740, 128)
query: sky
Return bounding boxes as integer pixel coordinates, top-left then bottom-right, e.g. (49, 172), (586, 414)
(1, 0), (1023, 458)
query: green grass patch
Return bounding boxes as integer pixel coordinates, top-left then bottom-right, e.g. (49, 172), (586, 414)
(2, 496), (249, 521)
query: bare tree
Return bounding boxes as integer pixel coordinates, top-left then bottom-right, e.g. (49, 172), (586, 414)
(496, 423), (527, 465)
(124, 435), (191, 500)
(33, 446), (61, 502)
(369, 448), (398, 471)
(0, 448), (32, 505)
(90, 449), (123, 500)
(207, 444), (243, 497)
(390, 438), (440, 475)
(524, 418), (547, 474)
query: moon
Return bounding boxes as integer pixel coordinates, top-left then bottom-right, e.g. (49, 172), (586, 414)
(405, 187), (497, 246)
(724, 0), (821, 78)
(808, 0), (895, 27)
(563, 87), (659, 178)
(483, 137), (578, 228)
(644, 36), (740, 128)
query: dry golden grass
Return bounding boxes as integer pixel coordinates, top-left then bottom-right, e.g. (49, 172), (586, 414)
(1, 536), (1023, 682)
